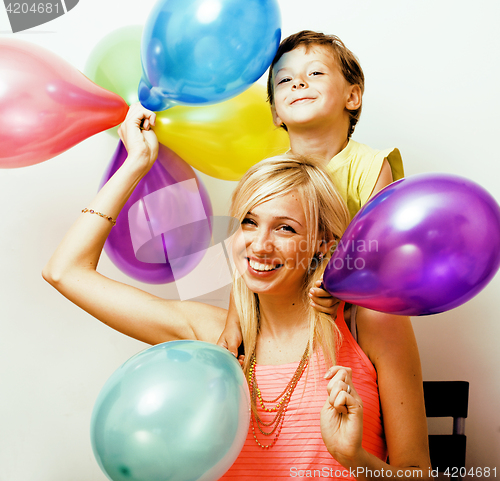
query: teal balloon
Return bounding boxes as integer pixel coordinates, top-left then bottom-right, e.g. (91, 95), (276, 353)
(91, 341), (250, 481)
(139, 0), (281, 110)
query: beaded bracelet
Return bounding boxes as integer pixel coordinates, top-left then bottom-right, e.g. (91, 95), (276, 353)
(81, 208), (116, 226)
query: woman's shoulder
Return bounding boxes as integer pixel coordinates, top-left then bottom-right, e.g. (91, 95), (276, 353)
(354, 307), (417, 368)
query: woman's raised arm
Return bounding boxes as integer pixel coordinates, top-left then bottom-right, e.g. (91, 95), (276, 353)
(42, 104), (226, 345)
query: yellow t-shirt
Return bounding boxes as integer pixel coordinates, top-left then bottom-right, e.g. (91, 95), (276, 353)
(325, 139), (404, 220)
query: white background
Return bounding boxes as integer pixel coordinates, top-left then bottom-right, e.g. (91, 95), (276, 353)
(1, 0), (499, 479)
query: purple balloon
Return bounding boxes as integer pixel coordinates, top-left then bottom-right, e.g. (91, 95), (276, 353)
(101, 141), (213, 284)
(323, 173), (500, 316)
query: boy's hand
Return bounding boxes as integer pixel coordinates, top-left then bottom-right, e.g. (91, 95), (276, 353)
(217, 323), (244, 366)
(218, 292), (245, 366)
(309, 280), (340, 317)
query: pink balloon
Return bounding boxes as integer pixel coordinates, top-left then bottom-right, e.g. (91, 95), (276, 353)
(101, 141), (213, 284)
(0, 38), (128, 169)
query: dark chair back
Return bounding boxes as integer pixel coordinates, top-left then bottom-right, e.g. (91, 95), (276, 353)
(423, 381), (469, 476)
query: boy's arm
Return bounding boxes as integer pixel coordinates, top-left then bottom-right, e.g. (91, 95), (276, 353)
(369, 158), (393, 198)
(217, 291), (243, 359)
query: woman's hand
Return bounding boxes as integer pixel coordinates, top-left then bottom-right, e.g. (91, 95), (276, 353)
(320, 366), (364, 465)
(309, 279), (340, 316)
(118, 103), (159, 172)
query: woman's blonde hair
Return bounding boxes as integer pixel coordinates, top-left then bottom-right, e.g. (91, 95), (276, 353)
(229, 155), (350, 376)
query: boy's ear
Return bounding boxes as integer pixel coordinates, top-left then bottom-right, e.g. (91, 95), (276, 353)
(346, 84), (362, 111)
(324, 239), (338, 255)
(271, 103), (282, 127)
(318, 238), (337, 256)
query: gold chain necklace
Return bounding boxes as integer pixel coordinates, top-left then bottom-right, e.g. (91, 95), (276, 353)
(248, 345), (310, 449)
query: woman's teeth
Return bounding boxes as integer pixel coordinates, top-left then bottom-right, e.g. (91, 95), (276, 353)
(249, 259), (281, 272)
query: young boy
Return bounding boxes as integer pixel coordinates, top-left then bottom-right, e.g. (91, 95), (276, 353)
(268, 30), (403, 219)
(219, 30), (404, 357)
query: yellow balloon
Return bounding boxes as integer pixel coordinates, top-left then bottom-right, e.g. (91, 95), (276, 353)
(155, 85), (290, 181)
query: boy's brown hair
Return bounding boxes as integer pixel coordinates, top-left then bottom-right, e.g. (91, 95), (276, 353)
(266, 30), (365, 138)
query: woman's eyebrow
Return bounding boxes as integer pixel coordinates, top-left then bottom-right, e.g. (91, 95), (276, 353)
(273, 215), (303, 227)
(273, 215), (302, 227)
(247, 211), (303, 227)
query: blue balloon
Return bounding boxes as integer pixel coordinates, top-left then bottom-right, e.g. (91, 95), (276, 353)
(139, 0), (281, 110)
(91, 341), (250, 481)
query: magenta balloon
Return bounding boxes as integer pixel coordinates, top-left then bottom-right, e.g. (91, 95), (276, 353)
(323, 173), (500, 316)
(101, 142), (213, 284)
(0, 38), (128, 169)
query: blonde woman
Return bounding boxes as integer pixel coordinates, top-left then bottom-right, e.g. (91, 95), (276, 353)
(43, 105), (431, 480)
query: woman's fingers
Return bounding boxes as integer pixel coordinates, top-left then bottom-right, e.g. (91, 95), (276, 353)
(320, 365), (364, 461)
(119, 103), (156, 136)
(324, 366), (358, 414)
(126, 102), (156, 124)
(324, 365), (351, 382)
(332, 390), (349, 415)
(139, 109), (156, 131)
(118, 103), (159, 166)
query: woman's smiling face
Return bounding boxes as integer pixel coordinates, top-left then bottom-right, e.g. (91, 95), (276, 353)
(232, 190), (313, 298)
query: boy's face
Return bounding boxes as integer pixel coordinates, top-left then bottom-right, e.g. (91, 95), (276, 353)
(271, 45), (360, 133)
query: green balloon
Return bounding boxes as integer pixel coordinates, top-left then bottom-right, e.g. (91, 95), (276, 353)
(85, 25), (143, 107)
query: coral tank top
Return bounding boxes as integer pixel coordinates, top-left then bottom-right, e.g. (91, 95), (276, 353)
(221, 303), (387, 480)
